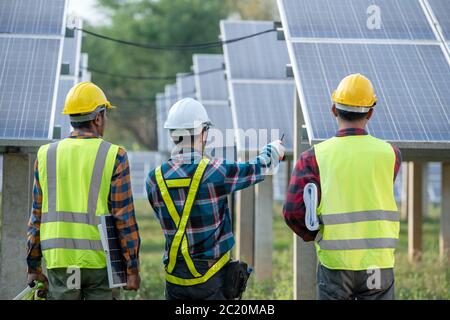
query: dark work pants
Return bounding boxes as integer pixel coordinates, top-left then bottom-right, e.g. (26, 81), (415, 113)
(317, 264), (395, 300)
(165, 260), (229, 300)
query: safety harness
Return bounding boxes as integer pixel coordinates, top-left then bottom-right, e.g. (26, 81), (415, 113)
(155, 158), (231, 286)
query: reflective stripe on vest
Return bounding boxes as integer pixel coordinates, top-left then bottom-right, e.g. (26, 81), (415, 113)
(38, 138), (118, 269)
(314, 135), (399, 270)
(155, 158), (231, 286)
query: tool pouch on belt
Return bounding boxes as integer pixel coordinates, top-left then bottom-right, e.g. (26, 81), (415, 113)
(224, 260), (252, 300)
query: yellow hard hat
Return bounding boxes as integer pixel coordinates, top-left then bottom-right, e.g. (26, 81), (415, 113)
(332, 73), (377, 108)
(62, 82), (115, 115)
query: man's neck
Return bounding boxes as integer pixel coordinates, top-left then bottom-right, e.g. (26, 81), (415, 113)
(76, 128), (101, 137)
(338, 121), (366, 131)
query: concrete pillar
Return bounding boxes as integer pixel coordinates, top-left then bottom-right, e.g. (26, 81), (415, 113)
(422, 164), (429, 217)
(293, 92), (316, 300)
(400, 162), (409, 220)
(408, 161), (423, 263)
(440, 162), (450, 261)
(0, 152), (36, 299)
(254, 175), (273, 281)
(235, 185), (255, 266)
(293, 235), (317, 300)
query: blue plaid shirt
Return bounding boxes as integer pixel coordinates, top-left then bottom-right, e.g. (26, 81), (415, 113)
(146, 147), (277, 265)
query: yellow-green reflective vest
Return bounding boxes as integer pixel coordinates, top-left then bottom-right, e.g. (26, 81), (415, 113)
(314, 135), (399, 271)
(37, 138), (119, 269)
(155, 158), (231, 286)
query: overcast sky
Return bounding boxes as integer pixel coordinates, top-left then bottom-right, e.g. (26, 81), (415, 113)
(67, 0), (107, 25)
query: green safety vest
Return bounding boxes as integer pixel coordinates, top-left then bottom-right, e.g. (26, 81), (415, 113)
(37, 138), (119, 269)
(155, 158), (231, 286)
(314, 135), (399, 270)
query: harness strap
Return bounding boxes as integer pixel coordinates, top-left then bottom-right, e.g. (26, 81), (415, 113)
(156, 158), (230, 285)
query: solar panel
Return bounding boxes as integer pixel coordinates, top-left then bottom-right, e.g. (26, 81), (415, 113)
(221, 20), (295, 152)
(54, 79), (74, 138)
(128, 151), (164, 198)
(0, 38), (61, 139)
(156, 93), (167, 152)
(193, 54), (228, 101)
(0, 0), (67, 141)
(0, 0), (66, 35)
(221, 21), (290, 79)
(54, 17), (82, 139)
(98, 215), (127, 288)
(163, 84), (177, 152)
(280, 0), (435, 40)
(427, 0), (450, 41)
(290, 42), (450, 142)
(231, 82), (294, 150)
(278, 0), (450, 149)
(79, 53), (92, 82)
(176, 73), (196, 99)
(165, 84), (177, 109)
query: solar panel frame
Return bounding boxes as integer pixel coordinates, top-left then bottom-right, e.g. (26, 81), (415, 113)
(426, 0), (450, 41)
(277, 0), (450, 155)
(176, 73), (196, 99)
(98, 215), (127, 288)
(0, 0), (67, 35)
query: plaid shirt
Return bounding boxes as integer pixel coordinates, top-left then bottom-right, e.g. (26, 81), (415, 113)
(27, 130), (141, 275)
(283, 128), (402, 241)
(146, 146), (277, 265)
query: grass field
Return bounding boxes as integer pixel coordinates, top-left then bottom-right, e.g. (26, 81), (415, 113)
(124, 199), (450, 300)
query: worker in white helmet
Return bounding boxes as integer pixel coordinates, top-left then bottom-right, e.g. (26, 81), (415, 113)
(146, 98), (285, 300)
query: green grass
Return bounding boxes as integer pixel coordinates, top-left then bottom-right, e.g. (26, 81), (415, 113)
(124, 200), (450, 300)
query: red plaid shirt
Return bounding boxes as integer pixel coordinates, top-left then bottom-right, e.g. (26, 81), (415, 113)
(27, 130), (140, 275)
(283, 128), (402, 241)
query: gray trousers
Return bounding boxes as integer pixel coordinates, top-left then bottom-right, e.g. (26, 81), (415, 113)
(317, 264), (395, 300)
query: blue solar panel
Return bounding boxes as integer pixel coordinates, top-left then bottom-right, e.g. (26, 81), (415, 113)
(292, 43), (450, 142)
(221, 21), (290, 79)
(0, 0), (66, 35)
(428, 0), (450, 41)
(61, 31), (81, 77)
(193, 54), (228, 101)
(232, 82), (295, 150)
(0, 38), (61, 139)
(279, 0), (436, 40)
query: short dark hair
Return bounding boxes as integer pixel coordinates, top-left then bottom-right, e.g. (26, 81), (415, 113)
(70, 120), (93, 129)
(336, 108), (369, 121)
(70, 110), (105, 129)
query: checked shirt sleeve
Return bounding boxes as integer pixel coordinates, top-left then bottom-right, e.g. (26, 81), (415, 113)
(282, 148), (320, 242)
(109, 148), (141, 275)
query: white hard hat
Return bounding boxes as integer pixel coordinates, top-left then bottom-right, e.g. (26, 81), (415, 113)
(164, 98), (212, 136)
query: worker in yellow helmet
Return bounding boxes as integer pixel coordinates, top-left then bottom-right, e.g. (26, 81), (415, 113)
(283, 74), (402, 300)
(26, 82), (141, 300)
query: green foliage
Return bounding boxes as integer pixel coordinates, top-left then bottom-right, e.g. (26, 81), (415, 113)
(124, 199), (450, 300)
